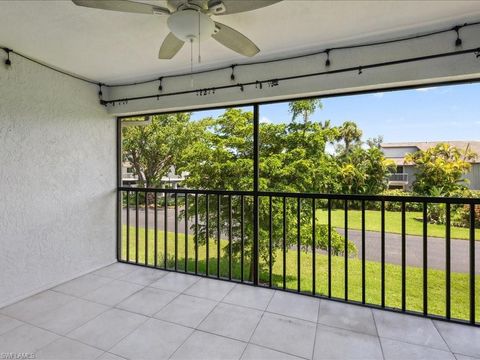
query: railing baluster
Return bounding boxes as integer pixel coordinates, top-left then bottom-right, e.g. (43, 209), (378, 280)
(344, 199), (348, 301)
(297, 197), (301, 293)
(154, 192), (158, 268)
(126, 191), (130, 263)
(283, 196), (287, 290)
(145, 192), (149, 265)
(361, 200), (366, 304)
(328, 198), (332, 298)
(217, 194), (221, 278)
(135, 191), (139, 264)
(423, 202), (428, 315)
(206, 194), (210, 276)
(228, 195), (232, 281)
(240, 195), (244, 283)
(470, 203), (476, 324)
(185, 194), (188, 273)
(269, 196), (273, 288)
(115, 187), (480, 325)
(312, 198), (316, 296)
(195, 193), (199, 275)
(164, 192), (168, 269)
(446, 203), (451, 319)
(174, 193), (178, 271)
(401, 201), (406, 312)
(381, 200), (385, 308)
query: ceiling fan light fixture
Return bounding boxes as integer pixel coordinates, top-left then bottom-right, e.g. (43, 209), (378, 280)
(167, 9), (214, 42)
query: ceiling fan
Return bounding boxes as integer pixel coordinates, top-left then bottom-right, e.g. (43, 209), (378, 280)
(72, 0), (282, 59)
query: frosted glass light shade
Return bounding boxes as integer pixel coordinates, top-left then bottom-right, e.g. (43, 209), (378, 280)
(167, 9), (215, 41)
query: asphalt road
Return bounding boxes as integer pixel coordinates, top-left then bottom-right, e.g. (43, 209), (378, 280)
(122, 208), (480, 274)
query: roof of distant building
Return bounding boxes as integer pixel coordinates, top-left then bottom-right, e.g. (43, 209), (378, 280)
(381, 141), (480, 164)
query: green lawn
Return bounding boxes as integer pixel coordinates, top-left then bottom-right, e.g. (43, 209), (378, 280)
(316, 209), (480, 240)
(121, 226), (479, 322)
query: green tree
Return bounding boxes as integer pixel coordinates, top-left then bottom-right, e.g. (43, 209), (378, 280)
(336, 136), (396, 194)
(180, 108), (353, 280)
(336, 121), (363, 157)
(122, 113), (206, 188)
(405, 143), (477, 196)
(289, 98), (322, 125)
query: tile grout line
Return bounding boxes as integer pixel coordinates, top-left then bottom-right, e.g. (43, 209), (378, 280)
(0, 292), (116, 353)
(103, 276), (197, 355)
(244, 291), (313, 360)
(90, 308), (150, 355)
(14, 278), (384, 359)
(1, 313), (110, 355)
(377, 334), (459, 354)
(3, 263), (478, 359)
(311, 299), (323, 360)
(238, 289), (277, 359)
(371, 309), (386, 360)
(2, 266), (241, 357)
(54, 267), (166, 354)
(372, 309), (455, 353)
(50, 274), (115, 297)
(0, 313), (25, 336)
(167, 279), (240, 359)
(431, 320), (455, 355)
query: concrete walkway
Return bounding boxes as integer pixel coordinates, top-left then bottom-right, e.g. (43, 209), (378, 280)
(123, 209), (479, 274)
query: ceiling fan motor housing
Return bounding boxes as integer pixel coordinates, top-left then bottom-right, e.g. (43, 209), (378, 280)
(167, 9), (215, 42)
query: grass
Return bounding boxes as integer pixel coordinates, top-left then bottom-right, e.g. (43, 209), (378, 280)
(120, 225), (479, 322)
(316, 209), (480, 240)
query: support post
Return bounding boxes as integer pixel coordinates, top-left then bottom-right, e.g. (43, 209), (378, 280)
(253, 104), (260, 285)
(116, 117), (122, 261)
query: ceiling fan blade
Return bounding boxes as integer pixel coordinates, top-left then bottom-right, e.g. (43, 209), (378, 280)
(208, 0), (281, 15)
(159, 33), (185, 59)
(212, 22), (259, 57)
(71, 0), (170, 15)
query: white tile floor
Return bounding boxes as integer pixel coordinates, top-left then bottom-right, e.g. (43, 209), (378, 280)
(1, 262), (480, 360)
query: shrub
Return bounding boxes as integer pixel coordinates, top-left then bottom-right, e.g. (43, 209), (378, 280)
(452, 204), (480, 229)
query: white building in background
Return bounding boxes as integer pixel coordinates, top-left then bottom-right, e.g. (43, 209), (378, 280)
(381, 141), (480, 191)
(161, 166), (190, 189)
(121, 161), (139, 186)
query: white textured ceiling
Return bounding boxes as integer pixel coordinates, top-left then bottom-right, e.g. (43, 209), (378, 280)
(1, 0), (480, 84)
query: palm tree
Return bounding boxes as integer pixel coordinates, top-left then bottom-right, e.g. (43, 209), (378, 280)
(338, 121), (362, 156)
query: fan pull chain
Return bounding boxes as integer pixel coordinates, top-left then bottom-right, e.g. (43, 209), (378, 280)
(190, 37), (194, 88)
(198, 10), (201, 64)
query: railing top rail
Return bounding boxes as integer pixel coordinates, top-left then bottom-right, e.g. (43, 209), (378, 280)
(118, 186), (480, 204)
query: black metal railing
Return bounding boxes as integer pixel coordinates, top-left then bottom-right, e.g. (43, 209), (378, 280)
(388, 173), (408, 182)
(117, 186), (479, 326)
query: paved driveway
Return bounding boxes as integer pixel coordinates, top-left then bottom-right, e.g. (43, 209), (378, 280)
(122, 208), (479, 274)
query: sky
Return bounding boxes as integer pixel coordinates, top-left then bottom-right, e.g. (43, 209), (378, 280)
(190, 82), (480, 143)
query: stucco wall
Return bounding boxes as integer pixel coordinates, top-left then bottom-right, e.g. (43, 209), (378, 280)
(0, 54), (116, 307)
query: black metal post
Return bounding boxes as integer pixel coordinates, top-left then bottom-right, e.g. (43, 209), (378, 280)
(126, 191), (130, 263)
(361, 200), (366, 304)
(401, 201), (406, 312)
(154, 192), (158, 267)
(344, 200), (348, 300)
(470, 204), (476, 324)
(423, 202), (428, 315)
(145, 191), (149, 265)
(252, 104), (260, 286)
(446, 203), (451, 319)
(381, 200), (385, 307)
